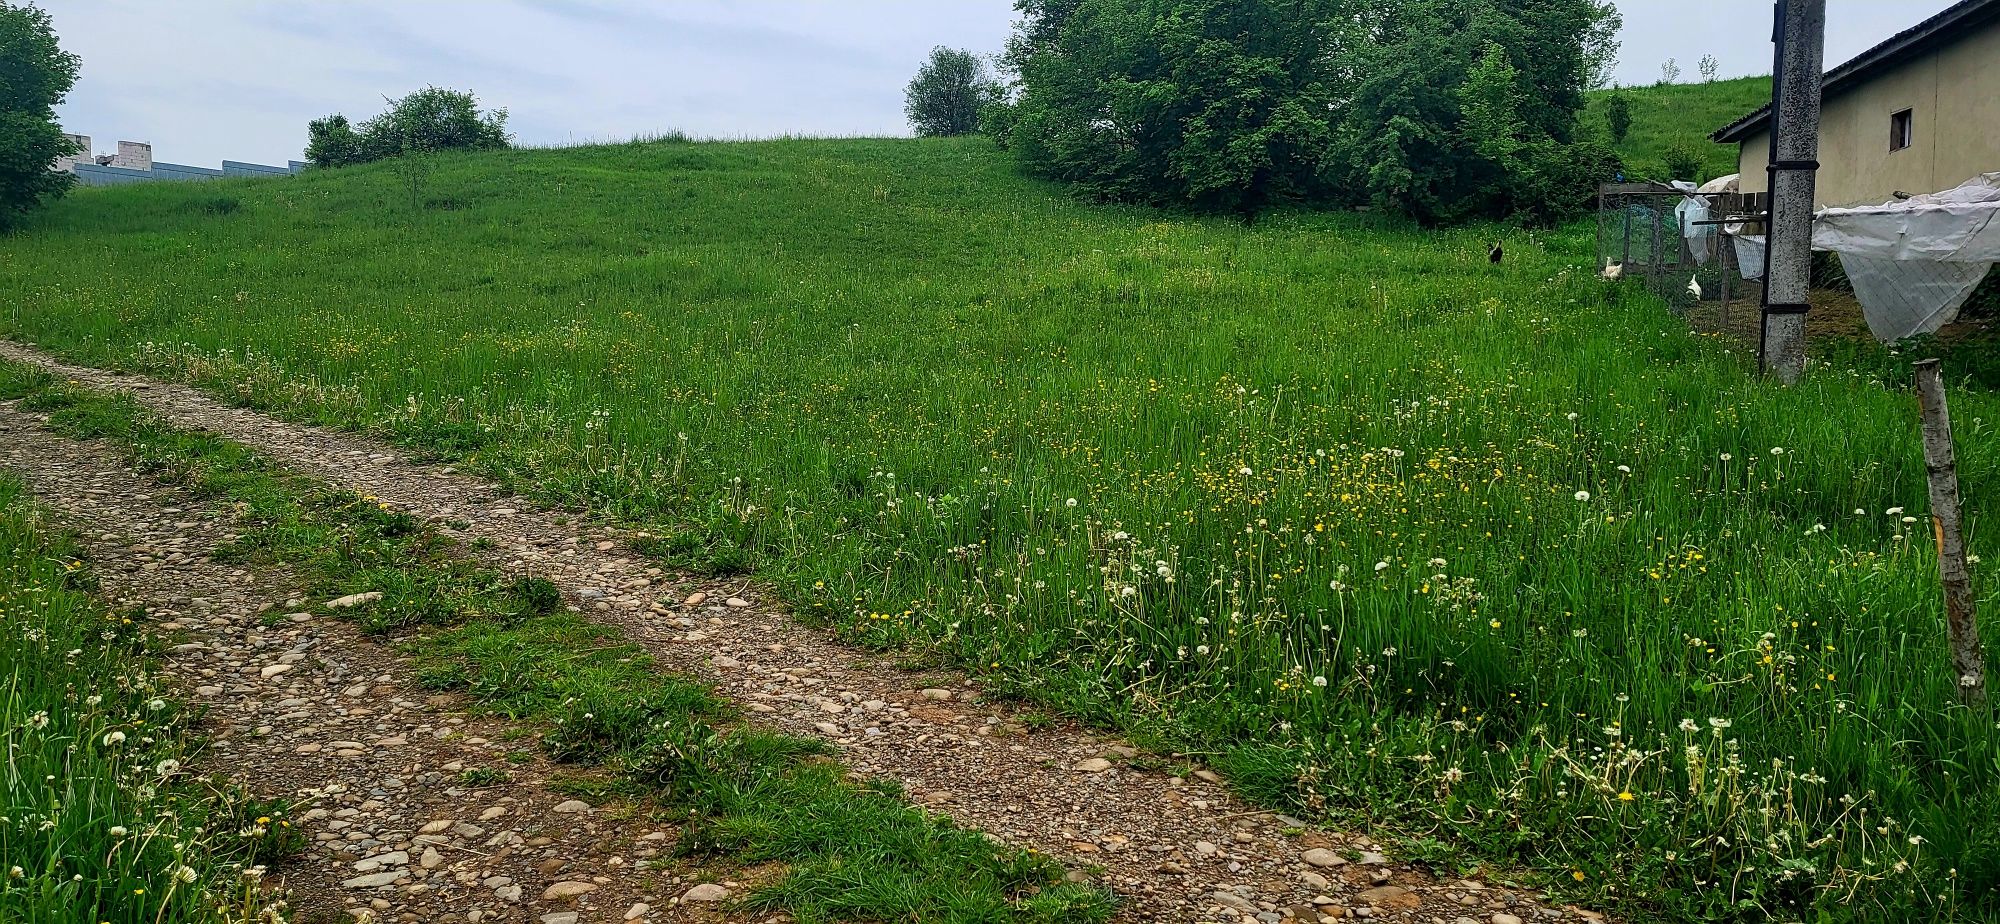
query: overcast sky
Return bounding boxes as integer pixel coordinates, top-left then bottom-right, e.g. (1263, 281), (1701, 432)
(43, 0), (1962, 168)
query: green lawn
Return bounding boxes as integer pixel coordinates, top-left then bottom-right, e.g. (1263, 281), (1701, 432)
(3, 136), (1996, 921)
(1587, 76), (1773, 182)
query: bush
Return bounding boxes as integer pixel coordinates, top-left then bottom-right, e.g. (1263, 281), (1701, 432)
(1003, 0), (1623, 222)
(1660, 136), (1704, 183)
(1605, 93), (1632, 143)
(305, 87), (509, 168)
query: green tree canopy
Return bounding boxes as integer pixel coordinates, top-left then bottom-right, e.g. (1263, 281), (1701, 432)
(0, 1), (80, 231)
(905, 47), (1003, 137)
(305, 86), (509, 168)
(1000, 0), (1622, 222)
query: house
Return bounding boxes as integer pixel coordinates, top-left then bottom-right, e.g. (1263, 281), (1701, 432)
(1712, 0), (2000, 206)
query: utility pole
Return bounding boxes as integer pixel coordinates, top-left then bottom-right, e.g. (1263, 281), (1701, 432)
(1915, 359), (1986, 707)
(1759, 0), (1825, 383)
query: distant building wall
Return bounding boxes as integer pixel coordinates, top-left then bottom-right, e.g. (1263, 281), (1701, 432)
(52, 133), (92, 172)
(72, 163), (156, 186)
(150, 162), (224, 182)
(112, 141), (152, 171)
(221, 160), (292, 177)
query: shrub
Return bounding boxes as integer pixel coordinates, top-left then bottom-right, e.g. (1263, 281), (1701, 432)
(1605, 93), (1632, 143)
(305, 87), (509, 168)
(1003, 0), (1623, 222)
(1661, 136), (1704, 183)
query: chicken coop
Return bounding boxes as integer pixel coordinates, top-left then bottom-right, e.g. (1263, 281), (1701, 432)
(1596, 182), (1765, 321)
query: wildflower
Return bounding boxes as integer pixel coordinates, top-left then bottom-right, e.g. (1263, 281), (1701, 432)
(1770, 447), (1784, 455)
(1574, 490), (1591, 502)
(1572, 871), (1586, 882)
(1902, 516), (1918, 524)
(1311, 676), (1328, 688)
(1566, 412), (1579, 421)
(1854, 508), (1867, 516)
(1238, 466), (1253, 477)
(103, 731), (126, 746)
(1374, 561), (1390, 572)
(1195, 645), (1210, 655)
(109, 826), (128, 837)
(155, 759), (180, 776)
(175, 865), (198, 884)
(1616, 465), (1631, 474)
(1428, 557), (1447, 568)
(1678, 718), (1699, 733)
(1618, 791), (1636, 802)
(1064, 498), (1077, 508)
(1442, 767), (1465, 783)
(1707, 717), (1731, 730)
(1720, 453), (1733, 462)
(147, 699), (166, 712)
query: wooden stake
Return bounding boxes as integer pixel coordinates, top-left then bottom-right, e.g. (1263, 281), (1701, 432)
(1915, 358), (1986, 707)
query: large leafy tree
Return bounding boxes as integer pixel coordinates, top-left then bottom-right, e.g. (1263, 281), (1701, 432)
(1001, 0), (1622, 222)
(0, 1), (80, 231)
(905, 47), (1002, 137)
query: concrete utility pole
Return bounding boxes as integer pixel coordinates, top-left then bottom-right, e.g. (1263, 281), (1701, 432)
(1759, 0), (1826, 383)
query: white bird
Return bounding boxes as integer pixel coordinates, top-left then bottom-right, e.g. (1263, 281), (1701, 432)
(1601, 263), (1624, 281)
(1687, 275), (1703, 299)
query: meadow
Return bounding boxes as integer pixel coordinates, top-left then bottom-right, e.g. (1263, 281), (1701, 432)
(1586, 76), (1774, 181)
(2, 129), (1996, 921)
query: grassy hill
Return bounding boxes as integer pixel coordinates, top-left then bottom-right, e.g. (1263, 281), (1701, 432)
(1586, 75), (1773, 182)
(3, 137), (1996, 922)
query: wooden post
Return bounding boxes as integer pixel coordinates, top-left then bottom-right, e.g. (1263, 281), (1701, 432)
(1915, 358), (1986, 707)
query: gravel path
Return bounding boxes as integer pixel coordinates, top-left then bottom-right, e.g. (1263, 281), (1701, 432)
(0, 400), (752, 924)
(0, 341), (1599, 924)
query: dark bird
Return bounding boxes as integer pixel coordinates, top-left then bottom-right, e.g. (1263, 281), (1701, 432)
(1488, 242), (1504, 264)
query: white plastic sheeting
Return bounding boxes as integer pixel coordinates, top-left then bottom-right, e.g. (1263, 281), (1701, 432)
(1676, 195), (1716, 265)
(1812, 173), (2000, 340)
(1719, 174), (2000, 340)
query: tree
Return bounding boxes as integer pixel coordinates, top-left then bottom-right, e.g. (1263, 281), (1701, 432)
(905, 47), (1002, 137)
(1604, 92), (1632, 143)
(1002, 0), (1621, 222)
(0, 1), (80, 231)
(304, 114), (364, 168)
(1698, 53), (1720, 83)
(1659, 57), (1681, 85)
(305, 86), (509, 168)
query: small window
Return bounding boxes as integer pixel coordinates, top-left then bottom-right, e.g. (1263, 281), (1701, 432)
(1890, 108), (1914, 152)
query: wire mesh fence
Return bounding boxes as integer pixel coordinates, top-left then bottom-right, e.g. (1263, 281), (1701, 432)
(1595, 183), (1763, 321)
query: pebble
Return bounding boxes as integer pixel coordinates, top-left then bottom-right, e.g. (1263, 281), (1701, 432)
(551, 800), (592, 814)
(1300, 847), (1346, 867)
(683, 883), (730, 902)
(624, 903), (651, 920)
(724, 596), (751, 608)
(682, 592), (708, 607)
(542, 881), (598, 900)
(1074, 758), (1114, 773)
(341, 871), (403, 889)
(1492, 915), (1524, 924)
(326, 591), (384, 609)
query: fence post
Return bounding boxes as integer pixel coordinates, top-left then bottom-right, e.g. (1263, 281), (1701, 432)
(1915, 358), (1986, 708)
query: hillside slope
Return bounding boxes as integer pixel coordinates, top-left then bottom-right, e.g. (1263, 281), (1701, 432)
(1586, 75), (1772, 182)
(3, 137), (1996, 923)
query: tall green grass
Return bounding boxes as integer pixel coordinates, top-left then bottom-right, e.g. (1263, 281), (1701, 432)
(1586, 76), (1773, 180)
(0, 476), (295, 922)
(2, 136), (1996, 920)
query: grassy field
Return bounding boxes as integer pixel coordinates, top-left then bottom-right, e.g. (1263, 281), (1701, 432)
(2, 134), (1997, 921)
(0, 475), (297, 922)
(1585, 76), (1773, 182)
